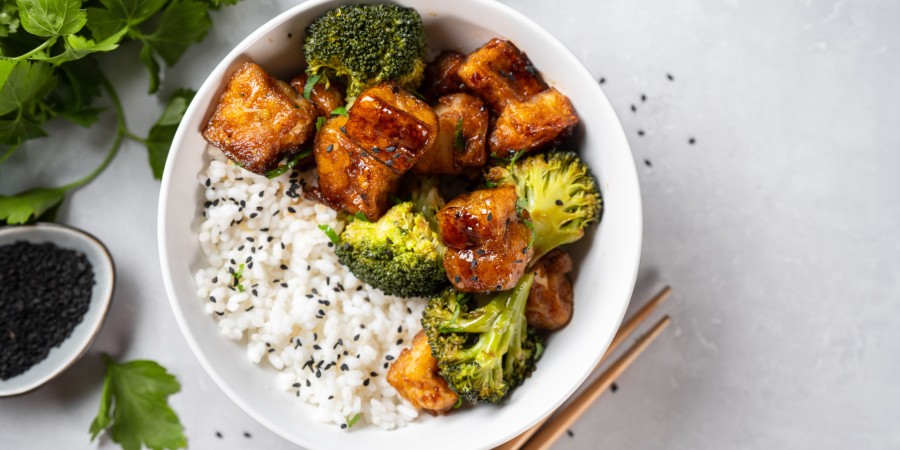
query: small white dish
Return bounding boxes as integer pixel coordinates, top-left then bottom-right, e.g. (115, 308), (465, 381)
(0, 223), (115, 397)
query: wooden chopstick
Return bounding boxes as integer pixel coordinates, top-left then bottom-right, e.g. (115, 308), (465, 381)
(496, 285), (672, 450)
(521, 316), (672, 450)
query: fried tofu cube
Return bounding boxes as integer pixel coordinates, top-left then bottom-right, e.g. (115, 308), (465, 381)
(489, 88), (579, 158)
(387, 331), (458, 415)
(456, 38), (547, 111)
(202, 62), (318, 175)
(526, 250), (574, 331)
(413, 93), (489, 175)
(312, 116), (399, 220)
(344, 81), (439, 174)
(290, 73), (346, 117)
(421, 50), (467, 100)
(438, 185), (534, 293)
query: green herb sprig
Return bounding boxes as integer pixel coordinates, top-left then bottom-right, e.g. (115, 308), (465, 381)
(0, 0), (242, 224)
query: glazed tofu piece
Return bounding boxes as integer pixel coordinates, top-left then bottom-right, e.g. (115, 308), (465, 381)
(344, 81), (439, 174)
(311, 116), (399, 220)
(413, 93), (489, 175)
(421, 50), (467, 100)
(290, 73), (345, 117)
(387, 331), (459, 415)
(437, 185), (534, 293)
(456, 38), (547, 111)
(489, 88), (579, 158)
(526, 250), (574, 331)
(202, 62), (317, 175)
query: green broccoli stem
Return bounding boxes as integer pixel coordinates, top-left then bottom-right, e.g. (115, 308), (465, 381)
(452, 273), (535, 364)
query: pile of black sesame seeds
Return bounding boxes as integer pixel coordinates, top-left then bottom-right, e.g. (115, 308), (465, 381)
(0, 240), (95, 380)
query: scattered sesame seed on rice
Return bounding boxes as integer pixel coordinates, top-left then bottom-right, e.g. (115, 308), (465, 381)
(194, 147), (425, 430)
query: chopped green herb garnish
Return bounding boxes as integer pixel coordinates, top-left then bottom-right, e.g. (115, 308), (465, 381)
(523, 218), (535, 249)
(484, 180), (497, 188)
(346, 412), (362, 428)
(265, 148), (312, 179)
(453, 397), (463, 409)
(411, 90), (426, 101)
(352, 211), (368, 222)
(303, 74), (321, 100)
(316, 116), (326, 131)
(330, 106), (348, 116)
(318, 224), (340, 244)
(453, 118), (465, 151)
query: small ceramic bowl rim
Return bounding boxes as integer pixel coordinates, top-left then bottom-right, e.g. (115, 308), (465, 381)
(0, 222), (116, 397)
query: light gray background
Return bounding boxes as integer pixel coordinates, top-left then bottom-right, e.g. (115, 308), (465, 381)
(2, 0), (898, 448)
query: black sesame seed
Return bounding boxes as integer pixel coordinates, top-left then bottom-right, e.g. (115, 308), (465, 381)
(216, 431), (223, 438)
(244, 432), (252, 438)
(555, 199), (563, 206)
(487, 212), (493, 221)
(353, 334), (360, 341)
(363, 378), (370, 386)
(250, 213), (258, 219)
(396, 339), (403, 346)
(288, 207), (296, 213)
(312, 288), (318, 294)
(326, 144), (334, 153)
(641, 94), (647, 102)
(293, 382), (301, 388)
(638, 130), (645, 136)
(598, 77), (606, 84)
(314, 344), (321, 350)
(566, 429), (574, 438)
(496, 285), (502, 291)
(455, 275), (461, 283)
(385, 146), (396, 152)
(611, 382), (619, 392)
(341, 363), (349, 371)
(209, 296), (217, 303)
(205, 178), (211, 187)
(385, 355), (394, 361)
(644, 159), (652, 167)
(384, 362), (389, 369)
(688, 137), (696, 145)
(258, 191), (264, 197)
(316, 369), (322, 378)
(667, 73), (674, 81)
(281, 282), (288, 288)
(630, 104), (637, 113)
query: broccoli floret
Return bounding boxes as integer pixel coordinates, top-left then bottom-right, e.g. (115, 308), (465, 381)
(304, 4), (426, 102)
(335, 202), (447, 298)
(486, 151), (602, 262)
(422, 272), (542, 403)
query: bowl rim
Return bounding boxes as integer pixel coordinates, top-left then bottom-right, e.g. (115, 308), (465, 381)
(158, 0), (643, 447)
(0, 222), (116, 397)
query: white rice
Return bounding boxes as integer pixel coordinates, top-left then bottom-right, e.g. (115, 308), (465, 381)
(193, 146), (424, 430)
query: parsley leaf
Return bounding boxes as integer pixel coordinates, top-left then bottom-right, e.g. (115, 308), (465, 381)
(265, 147), (311, 179)
(330, 105), (347, 116)
(47, 56), (104, 126)
(0, 59), (56, 116)
(303, 73), (320, 100)
(346, 412), (362, 428)
(99, 0), (169, 26)
(0, 2), (20, 37)
(317, 224), (340, 244)
(145, 88), (194, 179)
(32, 28), (127, 65)
(139, 0), (210, 67)
(0, 186), (64, 224)
(89, 354), (187, 450)
(17, 0), (87, 37)
(453, 118), (464, 151)
(315, 115), (325, 131)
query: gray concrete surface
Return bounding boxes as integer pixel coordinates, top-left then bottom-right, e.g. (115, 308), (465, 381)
(1, 0), (898, 449)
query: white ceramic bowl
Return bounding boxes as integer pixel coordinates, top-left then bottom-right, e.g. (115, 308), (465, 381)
(158, 1), (642, 448)
(0, 223), (115, 397)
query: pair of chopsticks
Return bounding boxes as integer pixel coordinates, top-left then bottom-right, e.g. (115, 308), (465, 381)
(497, 286), (673, 450)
